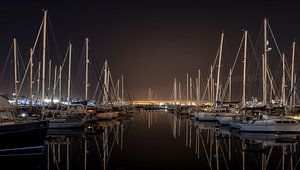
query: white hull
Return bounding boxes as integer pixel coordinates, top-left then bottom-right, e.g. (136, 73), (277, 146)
(217, 116), (233, 126)
(239, 123), (300, 133)
(239, 116), (300, 133)
(195, 112), (218, 122)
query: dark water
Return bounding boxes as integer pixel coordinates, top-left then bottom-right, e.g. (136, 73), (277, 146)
(1, 111), (300, 170)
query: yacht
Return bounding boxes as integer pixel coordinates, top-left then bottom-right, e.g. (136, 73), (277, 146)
(238, 114), (300, 133)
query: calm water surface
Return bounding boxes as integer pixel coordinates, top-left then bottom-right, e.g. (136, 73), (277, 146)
(1, 110), (300, 170)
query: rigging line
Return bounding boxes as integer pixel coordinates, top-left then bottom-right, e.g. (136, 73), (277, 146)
(79, 43), (87, 97)
(91, 54), (103, 100)
(267, 22), (285, 67)
(113, 79), (120, 101)
(283, 44), (296, 82)
(108, 67), (118, 102)
(268, 22), (293, 88)
(266, 65), (279, 97)
(92, 68), (104, 101)
(230, 33), (245, 72)
(32, 18), (44, 54)
(16, 42), (26, 73)
(0, 43), (13, 83)
(201, 48), (220, 101)
(221, 33), (245, 100)
(48, 17), (63, 63)
(52, 45), (70, 91)
(95, 68), (106, 103)
(248, 33), (263, 97)
(73, 45), (85, 95)
(17, 42), (30, 89)
(17, 50), (32, 97)
(124, 81), (132, 102)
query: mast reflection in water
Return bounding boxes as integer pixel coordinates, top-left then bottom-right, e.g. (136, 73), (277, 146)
(1, 111), (300, 170)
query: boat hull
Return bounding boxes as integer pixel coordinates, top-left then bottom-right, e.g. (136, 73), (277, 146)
(48, 119), (85, 129)
(195, 112), (218, 122)
(0, 120), (48, 156)
(239, 124), (300, 133)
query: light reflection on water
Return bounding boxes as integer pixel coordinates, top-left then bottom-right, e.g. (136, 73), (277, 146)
(1, 110), (300, 170)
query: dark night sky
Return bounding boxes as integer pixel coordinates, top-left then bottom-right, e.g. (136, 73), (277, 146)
(0, 0), (299, 100)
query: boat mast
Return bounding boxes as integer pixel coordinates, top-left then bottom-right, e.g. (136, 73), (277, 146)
(59, 65), (62, 100)
(216, 32), (224, 103)
(148, 88), (151, 101)
(174, 78), (177, 102)
(293, 75), (297, 107)
(198, 69), (201, 102)
(116, 78), (120, 102)
(53, 65), (57, 99)
(67, 43), (72, 107)
(85, 38), (89, 101)
(196, 78), (199, 101)
(210, 65), (213, 103)
(13, 38), (18, 106)
(179, 82), (182, 101)
(103, 60), (108, 104)
(189, 77), (192, 101)
(242, 31), (248, 108)
(29, 48), (33, 108)
(290, 41), (296, 109)
(281, 53), (286, 106)
(121, 75), (124, 104)
(37, 62), (41, 99)
(186, 73), (189, 102)
(48, 60), (52, 98)
(263, 18), (268, 106)
(42, 10), (47, 110)
(229, 68), (232, 102)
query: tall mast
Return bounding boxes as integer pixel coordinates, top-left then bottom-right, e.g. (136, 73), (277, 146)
(53, 65), (57, 99)
(229, 68), (232, 102)
(263, 18), (268, 105)
(216, 32), (224, 102)
(148, 88), (151, 101)
(210, 65), (213, 103)
(85, 38), (89, 101)
(242, 31), (248, 108)
(186, 73), (189, 102)
(67, 43), (72, 106)
(48, 60), (52, 98)
(196, 78), (199, 101)
(13, 38), (18, 105)
(59, 65), (62, 100)
(103, 60), (109, 104)
(121, 75), (124, 103)
(293, 75), (297, 107)
(290, 41), (296, 109)
(189, 77), (192, 101)
(29, 48), (33, 108)
(37, 62), (41, 99)
(198, 69), (201, 102)
(116, 78), (120, 101)
(178, 82), (182, 101)
(42, 10), (47, 107)
(174, 78), (177, 101)
(281, 54), (285, 106)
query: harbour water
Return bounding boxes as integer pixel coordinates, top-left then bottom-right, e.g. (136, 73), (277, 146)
(1, 110), (300, 170)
